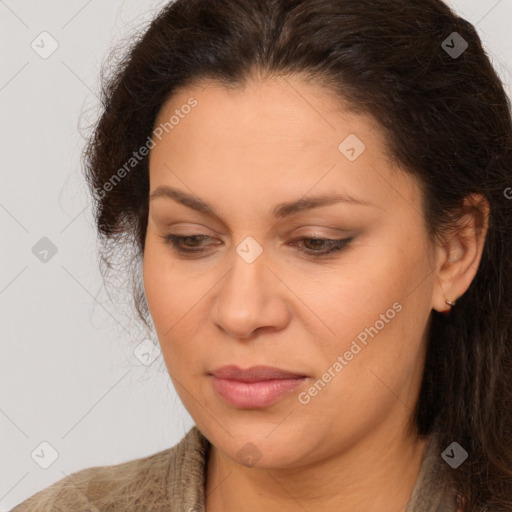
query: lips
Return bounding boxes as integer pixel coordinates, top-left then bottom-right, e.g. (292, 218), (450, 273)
(209, 365), (309, 408)
(210, 365), (307, 382)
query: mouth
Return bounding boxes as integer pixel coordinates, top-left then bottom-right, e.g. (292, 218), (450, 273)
(210, 365), (308, 382)
(209, 365), (309, 408)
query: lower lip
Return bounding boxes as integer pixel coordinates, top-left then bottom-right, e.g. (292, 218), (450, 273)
(211, 376), (307, 408)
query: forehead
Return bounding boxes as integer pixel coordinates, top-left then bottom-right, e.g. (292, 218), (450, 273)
(148, 76), (420, 216)
(152, 75), (389, 154)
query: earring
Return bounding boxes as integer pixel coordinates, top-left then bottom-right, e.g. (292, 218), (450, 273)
(440, 298), (456, 321)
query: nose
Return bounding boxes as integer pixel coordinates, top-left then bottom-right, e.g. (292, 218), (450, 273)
(212, 246), (290, 340)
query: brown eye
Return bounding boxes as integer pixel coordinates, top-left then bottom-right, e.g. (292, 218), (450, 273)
(160, 234), (353, 258)
(292, 237), (353, 257)
(161, 234), (215, 252)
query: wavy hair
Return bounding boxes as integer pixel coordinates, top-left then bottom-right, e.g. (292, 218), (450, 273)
(82, 0), (512, 509)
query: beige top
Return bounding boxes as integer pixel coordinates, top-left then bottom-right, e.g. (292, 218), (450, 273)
(10, 426), (459, 511)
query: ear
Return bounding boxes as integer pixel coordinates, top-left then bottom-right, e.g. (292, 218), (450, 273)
(432, 193), (490, 313)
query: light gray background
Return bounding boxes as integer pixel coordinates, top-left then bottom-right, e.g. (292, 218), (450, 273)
(1, 1), (511, 510)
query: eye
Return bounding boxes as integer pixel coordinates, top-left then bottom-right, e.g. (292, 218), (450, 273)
(291, 237), (353, 257)
(161, 234), (215, 254)
(160, 234), (353, 258)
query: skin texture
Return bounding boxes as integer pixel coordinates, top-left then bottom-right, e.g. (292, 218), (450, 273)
(143, 75), (489, 512)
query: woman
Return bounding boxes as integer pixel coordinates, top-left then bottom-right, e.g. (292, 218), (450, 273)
(11, 0), (512, 511)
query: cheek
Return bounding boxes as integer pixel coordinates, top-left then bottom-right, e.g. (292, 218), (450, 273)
(142, 239), (210, 371)
(306, 237), (430, 369)
(143, 238), (198, 329)
(142, 243), (173, 331)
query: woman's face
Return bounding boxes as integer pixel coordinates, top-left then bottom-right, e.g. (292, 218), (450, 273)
(143, 76), (439, 468)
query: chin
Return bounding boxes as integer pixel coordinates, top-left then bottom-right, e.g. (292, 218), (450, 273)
(209, 422), (308, 469)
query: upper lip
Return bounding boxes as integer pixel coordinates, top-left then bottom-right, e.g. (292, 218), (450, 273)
(210, 365), (307, 382)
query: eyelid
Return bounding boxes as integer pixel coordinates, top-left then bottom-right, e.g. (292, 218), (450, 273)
(162, 221), (352, 237)
(160, 225), (352, 243)
(159, 233), (354, 258)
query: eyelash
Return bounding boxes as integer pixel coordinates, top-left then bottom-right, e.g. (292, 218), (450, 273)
(160, 234), (353, 258)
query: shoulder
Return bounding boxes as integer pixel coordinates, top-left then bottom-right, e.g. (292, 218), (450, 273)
(10, 426), (210, 512)
(9, 448), (173, 512)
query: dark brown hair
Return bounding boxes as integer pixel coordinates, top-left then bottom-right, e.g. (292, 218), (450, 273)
(82, 0), (512, 509)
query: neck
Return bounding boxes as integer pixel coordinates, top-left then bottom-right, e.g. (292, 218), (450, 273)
(204, 421), (431, 512)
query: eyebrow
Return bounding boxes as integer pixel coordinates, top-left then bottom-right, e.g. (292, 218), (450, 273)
(149, 186), (378, 219)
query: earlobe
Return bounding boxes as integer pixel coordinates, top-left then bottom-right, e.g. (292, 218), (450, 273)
(431, 193), (490, 315)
